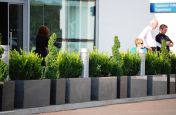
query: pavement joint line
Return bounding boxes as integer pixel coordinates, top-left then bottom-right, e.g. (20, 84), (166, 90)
(0, 94), (176, 115)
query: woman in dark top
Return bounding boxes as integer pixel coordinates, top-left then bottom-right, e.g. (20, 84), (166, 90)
(35, 25), (50, 57)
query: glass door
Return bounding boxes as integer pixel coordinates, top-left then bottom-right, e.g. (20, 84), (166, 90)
(8, 3), (23, 50)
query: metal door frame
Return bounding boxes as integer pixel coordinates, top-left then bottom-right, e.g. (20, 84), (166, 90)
(1, 0), (30, 51)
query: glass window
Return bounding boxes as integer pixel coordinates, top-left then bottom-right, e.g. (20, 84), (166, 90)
(30, 0), (96, 52)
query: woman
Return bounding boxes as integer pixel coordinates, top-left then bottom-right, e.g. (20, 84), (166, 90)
(130, 38), (146, 53)
(35, 25), (50, 57)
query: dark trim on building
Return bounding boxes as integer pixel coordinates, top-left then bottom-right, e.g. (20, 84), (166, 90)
(61, 38), (94, 42)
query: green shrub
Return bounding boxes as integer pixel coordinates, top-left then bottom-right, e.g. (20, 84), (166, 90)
(44, 33), (59, 79)
(145, 51), (160, 75)
(89, 49), (111, 77)
(170, 52), (176, 74)
(112, 36), (121, 61)
(121, 51), (140, 76)
(110, 58), (123, 76)
(0, 60), (8, 81)
(9, 50), (43, 80)
(160, 54), (171, 74)
(160, 39), (171, 74)
(111, 36), (123, 76)
(145, 51), (171, 75)
(0, 33), (4, 57)
(56, 51), (83, 78)
(0, 46), (4, 57)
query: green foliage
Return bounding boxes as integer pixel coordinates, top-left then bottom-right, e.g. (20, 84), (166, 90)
(161, 39), (169, 59)
(0, 60), (8, 81)
(160, 54), (171, 74)
(89, 49), (111, 77)
(111, 36), (123, 76)
(44, 33), (59, 79)
(145, 51), (171, 75)
(169, 52), (176, 74)
(0, 33), (4, 57)
(109, 58), (123, 76)
(121, 51), (140, 76)
(112, 36), (120, 60)
(0, 46), (4, 57)
(9, 50), (43, 80)
(45, 33), (58, 64)
(145, 51), (160, 75)
(56, 51), (83, 78)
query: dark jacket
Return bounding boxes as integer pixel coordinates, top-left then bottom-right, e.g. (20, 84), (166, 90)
(155, 33), (173, 51)
(35, 35), (49, 57)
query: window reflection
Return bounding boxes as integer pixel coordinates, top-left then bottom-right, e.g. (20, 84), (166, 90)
(30, 0), (95, 52)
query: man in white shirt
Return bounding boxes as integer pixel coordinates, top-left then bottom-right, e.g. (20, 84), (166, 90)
(138, 19), (158, 51)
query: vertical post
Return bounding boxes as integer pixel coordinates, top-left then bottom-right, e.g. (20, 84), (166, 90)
(139, 48), (146, 76)
(80, 48), (89, 78)
(9, 32), (12, 49)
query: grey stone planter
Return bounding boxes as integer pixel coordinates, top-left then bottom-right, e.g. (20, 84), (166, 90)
(0, 81), (15, 111)
(147, 75), (167, 96)
(117, 76), (127, 98)
(127, 76), (147, 98)
(91, 77), (117, 101)
(15, 79), (50, 108)
(50, 79), (66, 105)
(66, 78), (91, 103)
(167, 74), (176, 94)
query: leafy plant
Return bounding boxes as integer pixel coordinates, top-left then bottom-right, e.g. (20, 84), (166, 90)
(161, 39), (169, 58)
(160, 39), (171, 74)
(9, 50), (43, 80)
(0, 60), (8, 81)
(170, 52), (176, 74)
(56, 51), (83, 78)
(112, 36), (121, 60)
(160, 54), (171, 74)
(121, 51), (140, 76)
(111, 36), (123, 76)
(0, 46), (4, 57)
(44, 33), (59, 79)
(109, 58), (123, 76)
(145, 51), (160, 75)
(0, 33), (4, 57)
(145, 51), (171, 75)
(89, 49), (111, 77)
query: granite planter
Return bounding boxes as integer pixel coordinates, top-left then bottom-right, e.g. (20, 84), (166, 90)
(127, 76), (147, 98)
(147, 75), (167, 96)
(15, 79), (50, 108)
(66, 78), (91, 103)
(50, 79), (66, 105)
(167, 74), (176, 94)
(91, 77), (117, 101)
(117, 76), (127, 98)
(0, 81), (15, 111)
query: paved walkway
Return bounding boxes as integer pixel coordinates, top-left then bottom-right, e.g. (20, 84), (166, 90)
(38, 99), (176, 115)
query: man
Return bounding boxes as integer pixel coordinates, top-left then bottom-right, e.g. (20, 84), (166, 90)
(138, 18), (158, 51)
(155, 24), (173, 51)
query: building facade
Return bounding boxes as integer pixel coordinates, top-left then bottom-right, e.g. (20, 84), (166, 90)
(0, 0), (175, 55)
(0, 0), (96, 52)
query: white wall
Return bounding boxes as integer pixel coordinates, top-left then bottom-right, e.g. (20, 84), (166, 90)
(98, 0), (154, 55)
(98, 0), (176, 54)
(150, 0), (176, 51)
